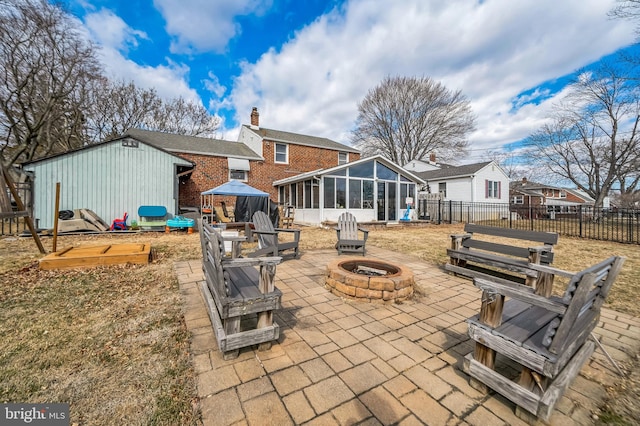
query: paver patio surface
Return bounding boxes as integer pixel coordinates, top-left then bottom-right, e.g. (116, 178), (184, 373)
(175, 246), (640, 425)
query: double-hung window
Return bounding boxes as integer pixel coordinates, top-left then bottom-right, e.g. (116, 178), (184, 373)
(486, 180), (500, 199)
(275, 143), (288, 163)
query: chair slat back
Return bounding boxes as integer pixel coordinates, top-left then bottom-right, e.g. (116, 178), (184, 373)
(199, 220), (229, 297)
(252, 211), (277, 248)
(338, 212), (359, 240)
(545, 256), (624, 354)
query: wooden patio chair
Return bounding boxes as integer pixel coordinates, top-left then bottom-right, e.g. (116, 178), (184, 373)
(335, 212), (368, 255)
(463, 255), (625, 422)
(249, 211), (300, 259)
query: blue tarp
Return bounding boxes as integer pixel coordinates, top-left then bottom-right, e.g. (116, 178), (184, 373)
(201, 180), (269, 197)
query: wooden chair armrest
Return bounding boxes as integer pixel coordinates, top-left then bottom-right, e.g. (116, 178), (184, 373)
(274, 228), (300, 234)
(526, 263), (576, 278)
(528, 245), (553, 253)
(222, 256), (282, 268)
(358, 227), (369, 234)
(473, 277), (567, 314)
(450, 233), (472, 239)
(252, 229), (278, 236)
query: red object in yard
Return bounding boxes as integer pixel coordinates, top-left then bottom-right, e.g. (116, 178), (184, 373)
(110, 212), (128, 231)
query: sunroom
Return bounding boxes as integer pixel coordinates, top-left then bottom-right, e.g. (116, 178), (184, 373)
(273, 155), (424, 226)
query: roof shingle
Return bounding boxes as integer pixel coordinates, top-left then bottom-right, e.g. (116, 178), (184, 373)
(126, 128), (262, 159)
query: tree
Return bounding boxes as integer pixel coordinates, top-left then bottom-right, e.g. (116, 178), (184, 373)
(84, 80), (221, 143)
(150, 96), (221, 138)
(525, 61), (640, 209)
(351, 76), (475, 165)
(0, 0), (102, 168)
(84, 80), (163, 143)
(610, 1), (640, 35)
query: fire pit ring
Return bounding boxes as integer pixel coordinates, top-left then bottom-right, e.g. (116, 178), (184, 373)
(325, 257), (414, 303)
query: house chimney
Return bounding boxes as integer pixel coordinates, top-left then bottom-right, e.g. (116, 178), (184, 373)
(429, 153), (436, 163)
(250, 107), (259, 128)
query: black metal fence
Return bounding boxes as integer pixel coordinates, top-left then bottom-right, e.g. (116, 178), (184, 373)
(418, 199), (640, 245)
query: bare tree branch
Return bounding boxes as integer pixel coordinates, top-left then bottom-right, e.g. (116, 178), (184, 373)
(351, 76), (475, 165)
(525, 60), (640, 208)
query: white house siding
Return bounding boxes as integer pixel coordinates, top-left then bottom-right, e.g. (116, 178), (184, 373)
(237, 127), (263, 158)
(473, 164), (509, 203)
(441, 177), (473, 202)
(23, 141), (192, 229)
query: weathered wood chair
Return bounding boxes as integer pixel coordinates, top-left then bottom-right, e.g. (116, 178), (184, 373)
(199, 220), (282, 359)
(249, 210), (300, 259)
(463, 255), (625, 422)
(335, 212), (369, 255)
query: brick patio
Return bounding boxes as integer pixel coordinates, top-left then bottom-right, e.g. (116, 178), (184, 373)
(175, 246), (640, 425)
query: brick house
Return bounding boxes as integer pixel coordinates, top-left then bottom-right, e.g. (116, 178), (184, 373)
(127, 108), (360, 210)
(237, 108), (361, 203)
(509, 178), (597, 218)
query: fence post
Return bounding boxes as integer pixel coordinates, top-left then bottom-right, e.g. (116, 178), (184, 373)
(529, 206), (534, 230)
(578, 205), (583, 238)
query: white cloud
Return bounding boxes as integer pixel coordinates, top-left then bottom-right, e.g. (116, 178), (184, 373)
(83, 9), (201, 103)
(225, 0), (636, 162)
(152, 0), (273, 54)
(84, 9), (148, 53)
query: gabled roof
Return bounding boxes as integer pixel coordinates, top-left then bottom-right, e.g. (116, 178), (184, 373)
(272, 155), (424, 186)
(414, 161), (493, 181)
(126, 128), (262, 160)
(241, 125), (360, 153)
(22, 137), (194, 167)
(509, 179), (563, 191)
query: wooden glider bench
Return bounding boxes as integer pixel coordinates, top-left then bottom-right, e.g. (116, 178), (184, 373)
(446, 224), (559, 288)
(463, 255), (625, 423)
(137, 205), (167, 231)
(199, 220), (283, 359)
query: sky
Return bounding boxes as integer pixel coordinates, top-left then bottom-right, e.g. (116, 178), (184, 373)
(62, 0), (637, 164)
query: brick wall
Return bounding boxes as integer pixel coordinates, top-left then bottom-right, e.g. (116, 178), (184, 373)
(175, 142), (360, 209)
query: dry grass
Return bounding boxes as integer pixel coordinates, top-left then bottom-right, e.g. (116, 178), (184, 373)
(0, 224), (638, 424)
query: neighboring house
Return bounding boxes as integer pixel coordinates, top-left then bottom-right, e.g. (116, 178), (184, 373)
(22, 137), (193, 229)
(403, 153), (442, 173)
(509, 178), (604, 218)
(412, 161), (510, 203)
(272, 155), (424, 225)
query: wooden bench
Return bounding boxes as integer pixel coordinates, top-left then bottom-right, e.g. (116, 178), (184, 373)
(463, 255), (625, 422)
(445, 224), (559, 288)
(199, 220), (282, 359)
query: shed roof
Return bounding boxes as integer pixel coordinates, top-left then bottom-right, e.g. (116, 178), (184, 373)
(241, 125), (360, 153)
(126, 128), (262, 160)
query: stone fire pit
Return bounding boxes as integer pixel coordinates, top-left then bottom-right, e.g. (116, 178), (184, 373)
(325, 257), (414, 303)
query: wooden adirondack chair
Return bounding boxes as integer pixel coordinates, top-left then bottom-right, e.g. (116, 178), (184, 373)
(335, 212), (368, 255)
(249, 211), (300, 259)
(463, 255), (625, 422)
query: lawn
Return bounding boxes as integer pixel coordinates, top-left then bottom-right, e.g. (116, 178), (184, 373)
(0, 223), (638, 424)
